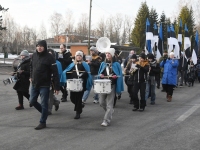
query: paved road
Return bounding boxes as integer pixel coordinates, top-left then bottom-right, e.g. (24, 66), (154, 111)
(0, 66), (200, 150)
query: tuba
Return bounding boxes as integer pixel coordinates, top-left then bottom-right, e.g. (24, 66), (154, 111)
(96, 37), (111, 53)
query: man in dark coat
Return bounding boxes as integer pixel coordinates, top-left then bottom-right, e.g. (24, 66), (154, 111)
(178, 53), (187, 87)
(30, 40), (60, 130)
(13, 50), (31, 110)
(58, 44), (72, 102)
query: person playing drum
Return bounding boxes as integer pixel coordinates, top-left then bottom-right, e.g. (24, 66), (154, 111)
(60, 51), (92, 119)
(98, 48), (124, 127)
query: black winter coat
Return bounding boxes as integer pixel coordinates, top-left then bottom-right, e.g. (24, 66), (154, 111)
(58, 50), (72, 70)
(178, 57), (188, 71)
(88, 55), (101, 75)
(30, 49), (60, 90)
(149, 61), (160, 76)
(13, 58), (30, 92)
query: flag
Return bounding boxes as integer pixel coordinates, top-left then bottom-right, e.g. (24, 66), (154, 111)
(184, 24), (191, 58)
(152, 23), (158, 54)
(191, 49), (197, 65)
(178, 19), (182, 57)
(156, 23), (163, 61)
(169, 25), (180, 58)
(195, 31), (199, 57)
(146, 18), (153, 54)
(167, 25), (173, 55)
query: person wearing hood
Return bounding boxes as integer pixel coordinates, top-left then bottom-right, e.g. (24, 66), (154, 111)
(145, 53), (160, 105)
(98, 48), (124, 127)
(30, 40), (60, 130)
(160, 52), (179, 102)
(131, 53), (149, 111)
(13, 50), (31, 110)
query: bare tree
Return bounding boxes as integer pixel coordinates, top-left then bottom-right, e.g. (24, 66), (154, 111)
(106, 16), (115, 42)
(96, 17), (107, 37)
(125, 15), (134, 43)
(30, 28), (38, 47)
(76, 13), (89, 41)
(50, 12), (64, 36)
(113, 14), (123, 45)
(64, 9), (75, 34)
(39, 22), (47, 40)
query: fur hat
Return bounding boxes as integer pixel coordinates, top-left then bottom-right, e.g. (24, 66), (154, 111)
(139, 53), (146, 59)
(104, 48), (115, 57)
(75, 51), (83, 57)
(131, 54), (137, 59)
(36, 40), (47, 51)
(20, 50), (29, 57)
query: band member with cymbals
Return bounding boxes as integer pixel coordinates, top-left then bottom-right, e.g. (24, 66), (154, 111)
(98, 48), (124, 127)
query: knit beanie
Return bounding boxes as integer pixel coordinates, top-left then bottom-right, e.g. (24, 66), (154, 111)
(147, 53), (154, 60)
(90, 46), (98, 54)
(139, 53), (146, 59)
(75, 51), (83, 57)
(104, 48), (115, 57)
(20, 50), (29, 57)
(131, 54), (137, 59)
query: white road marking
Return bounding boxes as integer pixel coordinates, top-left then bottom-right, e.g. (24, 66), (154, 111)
(176, 104), (200, 122)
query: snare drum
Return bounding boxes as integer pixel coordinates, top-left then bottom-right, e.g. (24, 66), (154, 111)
(94, 79), (111, 94)
(67, 79), (83, 92)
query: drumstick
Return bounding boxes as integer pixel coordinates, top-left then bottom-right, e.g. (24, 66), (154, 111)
(66, 71), (91, 73)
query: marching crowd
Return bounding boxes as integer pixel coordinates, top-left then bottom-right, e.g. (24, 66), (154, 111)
(11, 40), (200, 130)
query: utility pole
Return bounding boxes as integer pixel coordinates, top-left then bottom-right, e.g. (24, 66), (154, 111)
(88, 0), (92, 54)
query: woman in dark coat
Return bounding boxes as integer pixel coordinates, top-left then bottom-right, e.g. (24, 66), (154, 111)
(13, 50), (31, 110)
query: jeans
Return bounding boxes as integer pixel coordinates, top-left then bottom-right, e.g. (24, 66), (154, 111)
(82, 75), (99, 101)
(145, 81), (156, 102)
(30, 86), (50, 124)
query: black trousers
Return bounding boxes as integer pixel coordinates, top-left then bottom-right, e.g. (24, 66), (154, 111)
(60, 85), (68, 99)
(17, 91), (30, 105)
(131, 82), (146, 109)
(162, 84), (174, 96)
(70, 91), (84, 114)
(155, 74), (160, 88)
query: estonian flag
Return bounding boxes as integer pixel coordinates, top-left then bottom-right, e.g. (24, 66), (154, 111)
(195, 31), (199, 57)
(178, 19), (182, 57)
(169, 25), (180, 58)
(152, 23), (158, 54)
(156, 23), (163, 61)
(146, 18), (153, 54)
(167, 25), (173, 55)
(184, 24), (191, 58)
(191, 31), (199, 65)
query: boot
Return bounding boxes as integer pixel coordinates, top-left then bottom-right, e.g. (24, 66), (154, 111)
(35, 123), (46, 130)
(15, 105), (24, 110)
(74, 112), (80, 119)
(166, 93), (169, 99)
(167, 95), (172, 102)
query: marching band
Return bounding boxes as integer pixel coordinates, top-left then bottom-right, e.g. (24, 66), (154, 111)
(2, 37), (199, 130)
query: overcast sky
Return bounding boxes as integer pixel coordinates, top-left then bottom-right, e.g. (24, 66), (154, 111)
(1, 0), (180, 33)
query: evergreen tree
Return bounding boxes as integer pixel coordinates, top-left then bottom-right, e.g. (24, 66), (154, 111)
(179, 6), (195, 50)
(131, 1), (149, 48)
(0, 5), (8, 33)
(149, 7), (158, 32)
(160, 12), (168, 50)
(173, 18), (178, 36)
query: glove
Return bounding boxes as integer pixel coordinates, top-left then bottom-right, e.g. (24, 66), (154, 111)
(112, 75), (117, 79)
(100, 74), (104, 78)
(136, 64), (141, 68)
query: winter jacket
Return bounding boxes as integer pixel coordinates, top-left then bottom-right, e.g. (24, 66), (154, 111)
(131, 60), (149, 83)
(30, 49), (60, 90)
(160, 58), (179, 85)
(13, 58), (30, 92)
(178, 56), (187, 71)
(58, 50), (72, 70)
(88, 55), (101, 75)
(149, 61), (160, 76)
